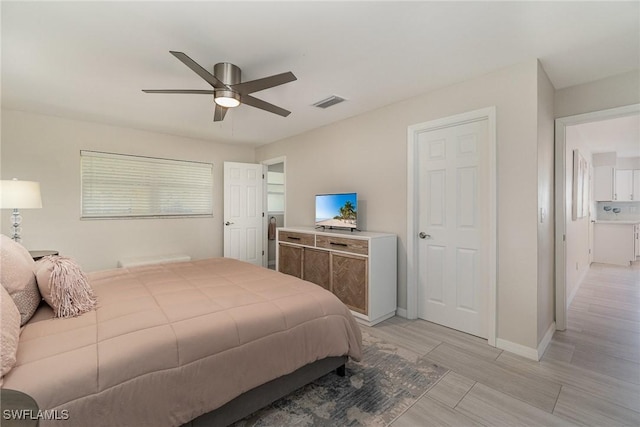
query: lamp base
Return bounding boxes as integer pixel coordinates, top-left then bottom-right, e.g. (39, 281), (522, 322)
(10, 208), (23, 243)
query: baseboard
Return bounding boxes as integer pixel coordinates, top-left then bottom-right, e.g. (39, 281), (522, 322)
(536, 321), (556, 360)
(496, 322), (556, 362)
(496, 338), (539, 361)
(396, 307), (408, 318)
(567, 265), (590, 307)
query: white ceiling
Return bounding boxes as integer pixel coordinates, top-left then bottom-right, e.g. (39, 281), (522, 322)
(2, 1), (639, 147)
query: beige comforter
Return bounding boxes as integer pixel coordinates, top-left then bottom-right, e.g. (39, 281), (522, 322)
(2, 258), (362, 426)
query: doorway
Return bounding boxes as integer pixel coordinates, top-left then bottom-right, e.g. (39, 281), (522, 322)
(554, 103), (640, 331)
(262, 157), (286, 270)
(407, 107), (497, 346)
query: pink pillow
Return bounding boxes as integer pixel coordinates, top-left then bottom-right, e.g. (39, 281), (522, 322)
(1, 285), (21, 380)
(35, 256), (97, 318)
(0, 235), (41, 325)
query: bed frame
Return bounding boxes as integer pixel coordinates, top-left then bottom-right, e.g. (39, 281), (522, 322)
(184, 356), (347, 427)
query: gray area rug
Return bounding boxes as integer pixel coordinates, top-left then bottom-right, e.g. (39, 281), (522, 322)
(234, 332), (448, 426)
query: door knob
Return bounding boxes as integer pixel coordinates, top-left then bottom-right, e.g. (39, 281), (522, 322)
(419, 232), (431, 239)
(225, 221), (234, 226)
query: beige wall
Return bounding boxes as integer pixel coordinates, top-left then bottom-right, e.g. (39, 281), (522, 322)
(0, 110), (254, 271)
(257, 60), (543, 349)
(555, 70), (640, 118)
(536, 62), (556, 344)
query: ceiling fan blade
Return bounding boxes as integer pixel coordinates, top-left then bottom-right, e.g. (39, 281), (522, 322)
(142, 89), (214, 94)
(214, 104), (227, 122)
(169, 51), (227, 89)
(230, 71), (297, 95)
(242, 95), (291, 117)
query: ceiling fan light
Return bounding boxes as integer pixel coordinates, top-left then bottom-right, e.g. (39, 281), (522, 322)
(215, 97), (240, 108)
(214, 89), (240, 108)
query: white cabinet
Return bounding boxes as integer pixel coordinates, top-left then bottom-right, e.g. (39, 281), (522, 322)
(594, 166), (614, 201)
(277, 227), (397, 326)
(615, 169), (633, 201)
(636, 224), (640, 258)
(595, 167), (640, 201)
(593, 222), (636, 266)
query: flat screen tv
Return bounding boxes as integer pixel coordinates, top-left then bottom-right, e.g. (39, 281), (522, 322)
(315, 193), (358, 230)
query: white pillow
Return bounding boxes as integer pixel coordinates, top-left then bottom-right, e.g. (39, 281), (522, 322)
(0, 235), (41, 325)
(1, 285), (21, 380)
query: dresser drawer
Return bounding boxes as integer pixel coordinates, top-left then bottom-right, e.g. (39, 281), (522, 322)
(278, 230), (315, 246)
(316, 235), (368, 255)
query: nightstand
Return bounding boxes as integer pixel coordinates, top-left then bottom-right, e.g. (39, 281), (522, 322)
(29, 250), (59, 261)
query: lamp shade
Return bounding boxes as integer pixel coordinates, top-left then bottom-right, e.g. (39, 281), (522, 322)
(0, 180), (43, 209)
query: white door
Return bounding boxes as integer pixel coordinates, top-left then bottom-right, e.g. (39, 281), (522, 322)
(417, 119), (489, 338)
(223, 162), (264, 266)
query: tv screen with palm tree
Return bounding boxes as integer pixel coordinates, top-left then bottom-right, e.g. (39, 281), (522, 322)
(315, 193), (358, 229)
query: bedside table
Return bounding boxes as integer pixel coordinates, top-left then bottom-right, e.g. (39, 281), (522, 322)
(29, 250), (59, 261)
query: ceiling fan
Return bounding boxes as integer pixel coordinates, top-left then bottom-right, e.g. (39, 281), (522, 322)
(143, 51), (297, 121)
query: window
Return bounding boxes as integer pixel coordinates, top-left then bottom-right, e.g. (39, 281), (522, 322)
(81, 150), (213, 219)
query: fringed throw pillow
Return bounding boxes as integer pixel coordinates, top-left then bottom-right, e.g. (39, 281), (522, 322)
(35, 256), (97, 318)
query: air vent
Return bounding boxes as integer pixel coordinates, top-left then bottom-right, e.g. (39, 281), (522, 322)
(312, 95), (346, 109)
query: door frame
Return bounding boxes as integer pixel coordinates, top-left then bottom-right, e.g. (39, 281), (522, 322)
(261, 156), (287, 268)
(554, 103), (640, 330)
(406, 106), (497, 346)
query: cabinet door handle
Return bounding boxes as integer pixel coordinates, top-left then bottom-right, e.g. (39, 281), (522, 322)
(287, 236), (301, 241)
(330, 242), (348, 247)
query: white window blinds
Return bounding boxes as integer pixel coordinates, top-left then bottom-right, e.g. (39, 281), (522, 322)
(81, 150), (213, 218)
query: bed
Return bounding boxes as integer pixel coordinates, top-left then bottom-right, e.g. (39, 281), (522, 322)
(1, 257), (363, 426)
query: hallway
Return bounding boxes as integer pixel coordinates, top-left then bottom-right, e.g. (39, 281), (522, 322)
(549, 261), (640, 386)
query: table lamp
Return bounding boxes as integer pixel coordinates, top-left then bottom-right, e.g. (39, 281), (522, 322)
(0, 179), (43, 242)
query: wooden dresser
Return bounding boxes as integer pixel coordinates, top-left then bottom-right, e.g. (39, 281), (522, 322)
(276, 227), (397, 325)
